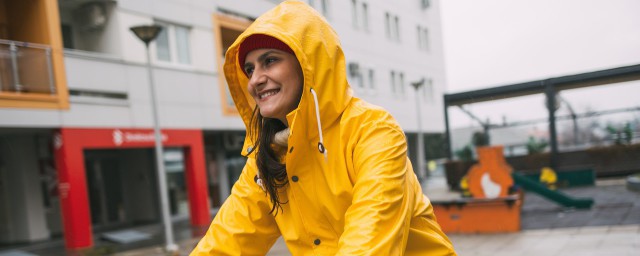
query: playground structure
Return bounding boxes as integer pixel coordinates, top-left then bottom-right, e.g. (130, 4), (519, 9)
(433, 145), (594, 233)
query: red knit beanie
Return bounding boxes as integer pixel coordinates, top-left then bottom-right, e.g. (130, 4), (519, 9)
(238, 34), (295, 75)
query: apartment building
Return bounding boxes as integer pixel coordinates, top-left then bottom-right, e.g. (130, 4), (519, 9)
(0, 0), (446, 250)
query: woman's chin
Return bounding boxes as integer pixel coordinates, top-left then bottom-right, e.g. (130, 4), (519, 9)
(259, 109), (278, 119)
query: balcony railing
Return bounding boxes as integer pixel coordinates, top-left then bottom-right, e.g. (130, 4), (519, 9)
(0, 39), (56, 94)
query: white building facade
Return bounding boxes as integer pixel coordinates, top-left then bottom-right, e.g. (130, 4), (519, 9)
(0, 0), (446, 250)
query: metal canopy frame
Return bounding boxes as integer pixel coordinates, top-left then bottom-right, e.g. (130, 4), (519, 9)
(443, 63), (640, 166)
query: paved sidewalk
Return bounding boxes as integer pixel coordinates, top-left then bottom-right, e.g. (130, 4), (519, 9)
(114, 224), (640, 255)
(449, 224), (639, 256)
(116, 176), (640, 255)
(3, 176), (637, 255)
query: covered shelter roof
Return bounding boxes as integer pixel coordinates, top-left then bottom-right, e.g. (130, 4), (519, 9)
(442, 63), (640, 162)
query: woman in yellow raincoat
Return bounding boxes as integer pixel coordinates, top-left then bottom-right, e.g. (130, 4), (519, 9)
(192, 1), (455, 255)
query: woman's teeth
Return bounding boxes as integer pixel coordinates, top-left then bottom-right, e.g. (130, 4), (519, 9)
(259, 90), (279, 99)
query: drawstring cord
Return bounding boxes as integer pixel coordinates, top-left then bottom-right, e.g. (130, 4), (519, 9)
(310, 88), (327, 160)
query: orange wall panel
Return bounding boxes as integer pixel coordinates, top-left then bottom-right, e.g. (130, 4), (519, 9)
(433, 197), (521, 234)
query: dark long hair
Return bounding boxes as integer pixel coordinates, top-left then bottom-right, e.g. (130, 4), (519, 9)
(248, 106), (289, 215)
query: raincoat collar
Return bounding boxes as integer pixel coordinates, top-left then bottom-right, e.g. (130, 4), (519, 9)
(223, 1), (353, 157)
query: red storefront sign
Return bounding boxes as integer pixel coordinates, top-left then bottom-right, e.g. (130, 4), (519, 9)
(54, 128), (210, 249)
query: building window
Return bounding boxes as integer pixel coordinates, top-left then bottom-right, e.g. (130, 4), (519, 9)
(417, 25), (429, 50)
(385, 12), (391, 39)
(351, 0), (359, 29)
(423, 78), (434, 102)
(214, 14), (252, 116)
(155, 22), (191, 65)
(320, 0), (330, 18)
(390, 70), (406, 98)
(421, 0), (431, 10)
(352, 1), (370, 32)
(385, 12), (401, 42)
(416, 25), (421, 49)
(368, 68), (375, 90)
(398, 72), (405, 96)
(362, 2), (369, 31)
(394, 16), (401, 42)
(390, 70), (396, 93)
(422, 27), (429, 50)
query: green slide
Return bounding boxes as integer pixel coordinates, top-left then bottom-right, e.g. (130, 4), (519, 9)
(512, 172), (594, 209)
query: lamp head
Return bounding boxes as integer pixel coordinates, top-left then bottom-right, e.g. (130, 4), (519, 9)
(130, 25), (163, 44)
(411, 78), (426, 90)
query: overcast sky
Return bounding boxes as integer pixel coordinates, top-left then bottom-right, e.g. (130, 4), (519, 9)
(439, 0), (640, 128)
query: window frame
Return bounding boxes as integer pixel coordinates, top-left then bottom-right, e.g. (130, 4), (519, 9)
(213, 14), (253, 116)
(153, 21), (192, 66)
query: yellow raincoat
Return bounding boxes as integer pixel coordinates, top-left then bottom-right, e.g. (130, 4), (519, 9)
(192, 1), (455, 255)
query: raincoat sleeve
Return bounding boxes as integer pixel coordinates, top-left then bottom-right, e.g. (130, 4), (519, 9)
(190, 158), (281, 255)
(338, 120), (412, 255)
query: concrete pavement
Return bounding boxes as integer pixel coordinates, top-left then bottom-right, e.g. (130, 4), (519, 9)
(448, 224), (639, 256)
(3, 175), (637, 255)
(114, 224), (640, 255)
(111, 176), (640, 256)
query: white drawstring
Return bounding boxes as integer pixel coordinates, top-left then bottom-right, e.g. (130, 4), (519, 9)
(310, 88), (327, 160)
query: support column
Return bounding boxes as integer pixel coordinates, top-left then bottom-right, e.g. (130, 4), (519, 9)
(184, 132), (211, 227)
(444, 98), (452, 160)
(545, 81), (559, 168)
(53, 130), (92, 249)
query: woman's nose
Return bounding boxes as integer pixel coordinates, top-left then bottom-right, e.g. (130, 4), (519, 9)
(248, 68), (267, 88)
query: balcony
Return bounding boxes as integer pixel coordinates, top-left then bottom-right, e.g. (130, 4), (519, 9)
(0, 0), (69, 109)
(0, 39), (56, 95)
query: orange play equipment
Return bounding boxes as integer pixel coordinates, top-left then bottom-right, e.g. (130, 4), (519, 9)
(467, 146), (514, 199)
(434, 145), (522, 233)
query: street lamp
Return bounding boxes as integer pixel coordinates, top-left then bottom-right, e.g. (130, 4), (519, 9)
(130, 25), (178, 252)
(411, 78), (427, 182)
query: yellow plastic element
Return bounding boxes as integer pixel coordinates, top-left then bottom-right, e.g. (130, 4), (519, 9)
(540, 167), (557, 190)
(428, 160), (437, 172)
(460, 175), (471, 197)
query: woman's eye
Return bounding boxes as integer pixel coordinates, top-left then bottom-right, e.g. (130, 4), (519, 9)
(244, 66), (254, 76)
(265, 57), (278, 65)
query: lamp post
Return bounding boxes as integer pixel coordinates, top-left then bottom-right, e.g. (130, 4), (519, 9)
(130, 25), (178, 252)
(411, 78), (427, 182)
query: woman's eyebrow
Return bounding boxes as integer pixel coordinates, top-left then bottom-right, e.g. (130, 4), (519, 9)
(244, 50), (278, 70)
(257, 50), (277, 63)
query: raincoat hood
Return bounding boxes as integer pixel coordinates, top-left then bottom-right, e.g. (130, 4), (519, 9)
(224, 0), (353, 155)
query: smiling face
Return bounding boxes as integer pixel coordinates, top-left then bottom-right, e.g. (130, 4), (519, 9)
(244, 48), (303, 125)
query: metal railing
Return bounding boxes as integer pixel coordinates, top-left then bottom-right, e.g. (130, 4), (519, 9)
(0, 39), (56, 94)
